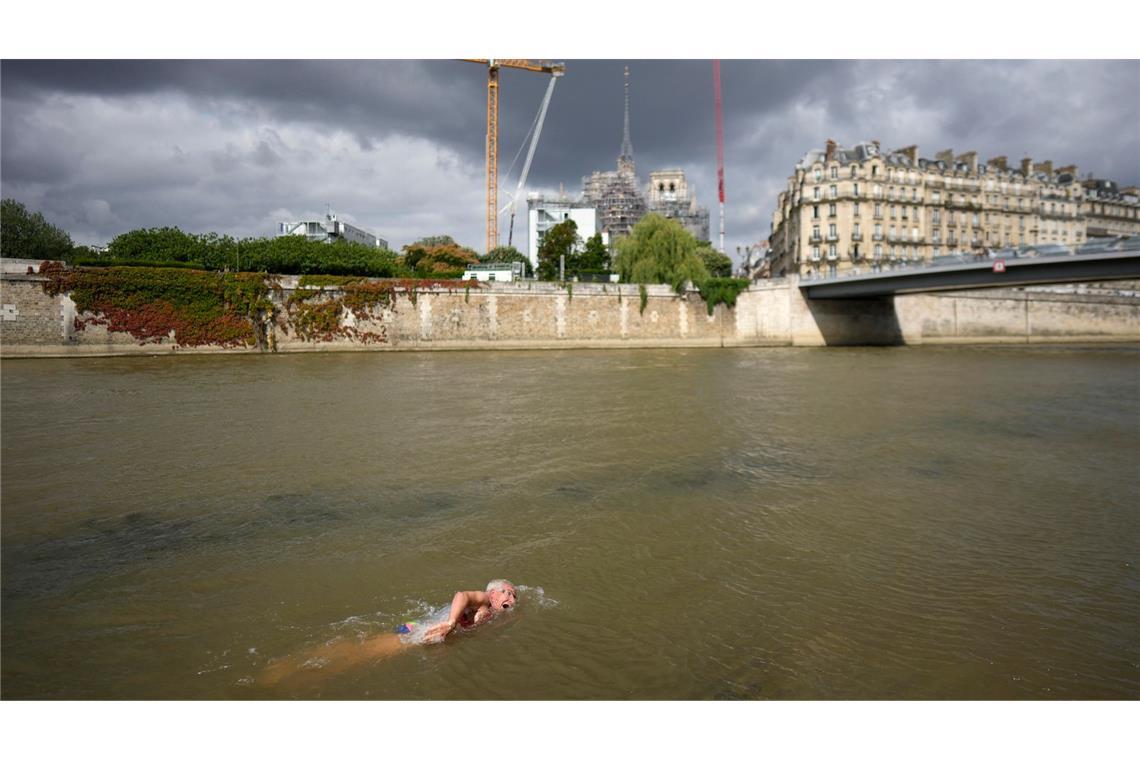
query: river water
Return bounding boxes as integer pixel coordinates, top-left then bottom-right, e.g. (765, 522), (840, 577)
(2, 347), (1137, 699)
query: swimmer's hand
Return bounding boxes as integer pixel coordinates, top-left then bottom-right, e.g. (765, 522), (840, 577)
(423, 620), (456, 643)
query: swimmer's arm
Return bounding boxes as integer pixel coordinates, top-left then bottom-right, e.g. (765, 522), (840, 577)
(425, 590), (488, 640)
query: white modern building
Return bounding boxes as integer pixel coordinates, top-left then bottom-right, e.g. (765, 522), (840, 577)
(461, 262), (526, 282)
(277, 210), (388, 249)
(526, 194), (607, 268)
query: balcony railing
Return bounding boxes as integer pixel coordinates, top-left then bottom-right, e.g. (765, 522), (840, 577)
(872, 233), (884, 241)
(851, 232), (864, 241)
(827, 251), (838, 261)
(826, 233), (839, 241)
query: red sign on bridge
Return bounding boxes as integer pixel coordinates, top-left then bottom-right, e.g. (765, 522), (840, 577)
(993, 260), (1006, 273)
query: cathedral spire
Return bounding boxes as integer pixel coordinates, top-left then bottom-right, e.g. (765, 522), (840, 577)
(618, 66), (635, 175)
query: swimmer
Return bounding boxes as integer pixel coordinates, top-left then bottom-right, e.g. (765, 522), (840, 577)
(259, 579), (517, 687)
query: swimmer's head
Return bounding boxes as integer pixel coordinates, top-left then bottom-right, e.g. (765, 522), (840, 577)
(486, 579), (517, 611)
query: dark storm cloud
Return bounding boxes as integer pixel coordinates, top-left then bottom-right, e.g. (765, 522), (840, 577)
(2, 59), (1137, 259)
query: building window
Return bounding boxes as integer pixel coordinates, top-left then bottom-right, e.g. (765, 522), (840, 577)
(932, 190), (941, 204)
(874, 203), (883, 219)
(829, 184), (837, 199)
(813, 187), (821, 200)
(890, 206), (897, 219)
(872, 165), (878, 178)
(850, 166), (858, 178)
(812, 225), (820, 241)
(854, 223), (861, 236)
(830, 166), (838, 180)
(874, 243), (882, 258)
(828, 243), (837, 259)
(912, 188), (918, 201)
(853, 182), (860, 197)
(829, 203), (837, 217)
(813, 206), (820, 219)
(853, 203), (861, 216)
(814, 169), (822, 182)
(828, 223), (837, 238)
(812, 245), (821, 261)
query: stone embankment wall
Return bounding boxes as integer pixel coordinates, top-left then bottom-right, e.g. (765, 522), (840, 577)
(1, 258), (1137, 357)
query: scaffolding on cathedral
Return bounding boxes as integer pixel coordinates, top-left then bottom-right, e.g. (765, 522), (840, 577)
(581, 66), (647, 239)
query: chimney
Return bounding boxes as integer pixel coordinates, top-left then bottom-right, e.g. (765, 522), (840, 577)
(872, 139), (880, 150)
(988, 155), (1008, 170)
(1033, 160), (1053, 177)
(956, 151), (977, 173)
(1021, 157), (1034, 176)
(935, 149), (954, 164)
(897, 145), (918, 164)
(825, 139), (837, 163)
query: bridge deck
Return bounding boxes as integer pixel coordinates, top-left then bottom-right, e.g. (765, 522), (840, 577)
(800, 251), (1140, 299)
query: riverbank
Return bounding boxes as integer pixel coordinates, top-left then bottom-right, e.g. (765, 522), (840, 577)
(2, 259), (1137, 356)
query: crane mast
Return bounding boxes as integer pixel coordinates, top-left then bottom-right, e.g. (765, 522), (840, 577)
(464, 59), (566, 254)
(714, 60), (726, 255)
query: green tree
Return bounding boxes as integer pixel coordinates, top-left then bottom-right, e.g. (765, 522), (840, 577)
(696, 244), (734, 278)
(612, 213), (709, 292)
(1, 199), (75, 260)
(536, 219), (579, 281)
(411, 235), (456, 248)
(578, 233), (611, 273)
(481, 245), (532, 277)
(106, 226), (206, 263)
(400, 239), (478, 277)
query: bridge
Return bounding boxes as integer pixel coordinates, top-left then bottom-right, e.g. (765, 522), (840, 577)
(800, 250), (1140, 300)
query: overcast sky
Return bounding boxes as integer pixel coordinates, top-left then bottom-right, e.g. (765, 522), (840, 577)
(3, 59), (1138, 263)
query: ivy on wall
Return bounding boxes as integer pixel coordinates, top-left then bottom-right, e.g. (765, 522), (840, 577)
(39, 264), (483, 349)
(40, 262), (272, 347)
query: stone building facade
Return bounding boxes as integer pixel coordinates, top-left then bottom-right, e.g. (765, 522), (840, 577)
(1081, 179), (1140, 239)
(647, 169), (710, 243)
(767, 139), (1119, 278)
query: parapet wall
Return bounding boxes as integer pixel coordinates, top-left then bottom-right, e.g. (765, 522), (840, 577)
(1, 260), (1137, 357)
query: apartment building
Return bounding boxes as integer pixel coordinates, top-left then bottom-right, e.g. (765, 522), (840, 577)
(1081, 178), (1140, 238)
(768, 140), (1101, 278)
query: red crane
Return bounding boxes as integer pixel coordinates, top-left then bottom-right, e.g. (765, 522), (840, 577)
(713, 60), (726, 254)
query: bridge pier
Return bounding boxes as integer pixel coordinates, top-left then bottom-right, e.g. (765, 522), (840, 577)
(787, 275), (903, 346)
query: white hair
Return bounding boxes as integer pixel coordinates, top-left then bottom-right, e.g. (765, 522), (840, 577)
(486, 579), (514, 593)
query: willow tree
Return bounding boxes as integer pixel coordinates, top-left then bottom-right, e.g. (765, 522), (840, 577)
(612, 213), (709, 292)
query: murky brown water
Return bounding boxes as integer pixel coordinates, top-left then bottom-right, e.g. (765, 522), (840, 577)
(2, 346), (1138, 699)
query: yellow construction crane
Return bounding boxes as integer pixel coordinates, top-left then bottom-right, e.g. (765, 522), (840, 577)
(463, 59), (565, 253)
